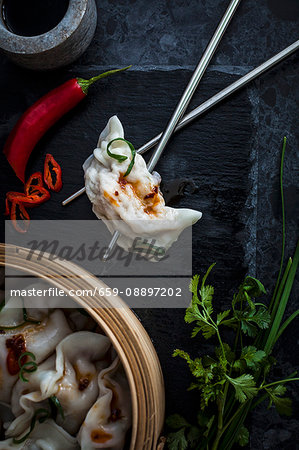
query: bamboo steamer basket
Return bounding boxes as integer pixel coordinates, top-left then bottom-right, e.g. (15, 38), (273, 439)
(0, 243), (165, 449)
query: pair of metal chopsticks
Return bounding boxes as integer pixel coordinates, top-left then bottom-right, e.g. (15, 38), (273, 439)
(63, 0), (241, 260)
(62, 0), (299, 260)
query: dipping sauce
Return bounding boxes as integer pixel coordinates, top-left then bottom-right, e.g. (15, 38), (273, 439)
(2, 0), (69, 37)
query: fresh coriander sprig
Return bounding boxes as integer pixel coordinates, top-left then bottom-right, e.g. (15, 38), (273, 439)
(166, 138), (298, 450)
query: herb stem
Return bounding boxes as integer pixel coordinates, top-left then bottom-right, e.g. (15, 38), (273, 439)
(269, 137), (287, 311)
(259, 377), (299, 390)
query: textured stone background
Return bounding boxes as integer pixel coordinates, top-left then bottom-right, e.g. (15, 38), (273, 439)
(0, 0), (298, 448)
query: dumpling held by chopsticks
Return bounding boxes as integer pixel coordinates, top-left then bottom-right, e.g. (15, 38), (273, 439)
(83, 116), (202, 259)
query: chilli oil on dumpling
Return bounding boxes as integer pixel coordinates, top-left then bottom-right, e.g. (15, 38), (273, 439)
(78, 356), (132, 450)
(0, 308), (72, 404)
(83, 116), (202, 256)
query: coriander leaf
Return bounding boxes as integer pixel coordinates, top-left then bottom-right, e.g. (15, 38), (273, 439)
(226, 374), (258, 403)
(244, 291), (256, 310)
(197, 412), (210, 427)
(173, 349), (192, 364)
(240, 308), (271, 337)
(201, 263), (216, 289)
(185, 306), (202, 324)
(195, 322), (216, 340)
(187, 426), (201, 447)
(215, 343), (235, 364)
(167, 428), (188, 450)
(272, 385), (287, 396)
(251, 308), (271, 329)
(266, 385), (293, 416)
(241, 320), (259, 337)
(166, 414), (190, 430)
(191, 326), (202, 338)
(189, 275), (200, 302)
(217, 310), (230, 325)
(243, 276), (266, 297)
(237, 346), (266, 370)
(185, 306), (216, 339)
(236, 425), (249, 447)
(173, 351), (212, 381)
(199, 285), (214, 311)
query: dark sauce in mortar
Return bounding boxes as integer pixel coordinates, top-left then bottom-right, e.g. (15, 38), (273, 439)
(2, 0), (69, 37)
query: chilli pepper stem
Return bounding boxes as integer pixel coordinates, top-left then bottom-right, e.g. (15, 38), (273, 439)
(77, 65), (132, 95)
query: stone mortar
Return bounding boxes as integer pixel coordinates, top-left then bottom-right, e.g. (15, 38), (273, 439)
(0, 0), (97, 70)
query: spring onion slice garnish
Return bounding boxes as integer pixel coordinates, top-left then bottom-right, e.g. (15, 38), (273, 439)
(49, 395), (65, 420)
(107, 138), (136, 177)
(13, 408), (50, 444)
(18, 351), (38, 382)
(22, 306), (40, 325)
(12, 398), (65, 443)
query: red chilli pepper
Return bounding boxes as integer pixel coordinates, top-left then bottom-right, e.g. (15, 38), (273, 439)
(44, 154), (62, 192)
(4, 66), (131, 182)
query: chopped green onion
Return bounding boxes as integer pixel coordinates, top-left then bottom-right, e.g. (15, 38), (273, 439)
(107, 138), (136, 176)
(18, 351), (38, 382)
(49, 395), (65, 420)
(0, 300), (40, 331)
(13, 408), (50, 444)
(18, 351), (36, 366)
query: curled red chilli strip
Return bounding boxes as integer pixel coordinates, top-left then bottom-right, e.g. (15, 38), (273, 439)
(10, 201), (30, 234)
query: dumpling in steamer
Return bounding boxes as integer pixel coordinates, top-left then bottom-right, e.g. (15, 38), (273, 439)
(78, 356), (131, 450)
(83, 116), (202, 256)
(0, 309), (72, 404)
(6, 331), (111, 438)
(0, 419), (79, 449)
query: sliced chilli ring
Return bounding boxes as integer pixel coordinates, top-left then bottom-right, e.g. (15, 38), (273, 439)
(44, 154), (62, 192)
(25, 172), (44, 196)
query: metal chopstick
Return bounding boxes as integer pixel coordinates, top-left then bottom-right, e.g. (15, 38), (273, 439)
(62, 40), (299, 207)
(102, 0), (241, 260)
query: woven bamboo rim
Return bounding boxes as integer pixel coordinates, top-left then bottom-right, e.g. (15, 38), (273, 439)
(0, 243), (165, 449)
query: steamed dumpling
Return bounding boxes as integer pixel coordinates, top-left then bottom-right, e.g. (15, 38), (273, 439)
(83, 116), (202, 256)
(0, 419), (79, 449)
(78, 356), (131, 450)
(0, 309), (72, 404)
(6, 332), (111, 438)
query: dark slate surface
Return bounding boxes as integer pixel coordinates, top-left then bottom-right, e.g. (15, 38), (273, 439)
(0, 1), (298, 448)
